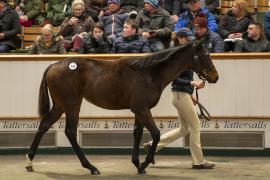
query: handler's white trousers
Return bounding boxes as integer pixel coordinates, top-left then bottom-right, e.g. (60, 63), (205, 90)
(152, 91), (206, 165)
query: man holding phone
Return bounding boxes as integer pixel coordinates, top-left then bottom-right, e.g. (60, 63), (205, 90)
(135, 0), (174, 52)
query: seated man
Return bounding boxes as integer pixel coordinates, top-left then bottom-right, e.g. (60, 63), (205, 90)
(194, 13), (224, 53)
(135, 0), (174, 52)
(112, 18), (150, 53)
(99, 0), (128, 42)
(29, 24), (66, 54)
(175, 0), (217, 33)
(234, 23), (270, 52)
(0, 0), (21, 53)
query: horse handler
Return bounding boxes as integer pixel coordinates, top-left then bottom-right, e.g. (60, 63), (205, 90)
(144, 27), (215, 169)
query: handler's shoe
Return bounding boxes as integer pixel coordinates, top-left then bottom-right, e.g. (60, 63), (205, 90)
(192, 162), (215, 169)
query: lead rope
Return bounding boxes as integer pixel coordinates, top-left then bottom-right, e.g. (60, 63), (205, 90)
(195, 88), (219, 128)
(195, 87), (210, 121)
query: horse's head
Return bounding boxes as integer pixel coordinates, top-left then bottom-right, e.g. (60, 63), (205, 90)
(192, 39), (219, 83)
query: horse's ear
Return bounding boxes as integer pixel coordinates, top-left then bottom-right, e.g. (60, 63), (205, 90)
(193, 38), (205, 49)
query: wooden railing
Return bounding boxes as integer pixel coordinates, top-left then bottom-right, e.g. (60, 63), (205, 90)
(0, 52), (270, 61)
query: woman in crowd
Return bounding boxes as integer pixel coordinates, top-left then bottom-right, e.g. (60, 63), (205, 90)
(218, 0), (254, 40)
(29, 24), (66, 54)
(79, 23), (111, 53)
(58, 0), (94, 52)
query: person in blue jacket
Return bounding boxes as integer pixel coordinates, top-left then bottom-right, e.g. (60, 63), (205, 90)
(264, 11), (270, 41)
(174, 0), (217, 33)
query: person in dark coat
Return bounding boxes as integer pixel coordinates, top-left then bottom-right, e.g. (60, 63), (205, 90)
(99, 0), (128, 42)
(194, 13), (224, 53)
(79, 23), (110, 53)
(84, 0), (107, 22)
(135, 0), (174, 52)
(158, 0), (182, 22)
(112, 18), (150, 53)
(218, 0), (254, 52)
(234, 23), (270, 52)
(205, 0), (220, 23)
(0, 0), (21, 52)
(218, 0), (254, 39)
(58, 0), (95, 52)
(264, 11), (270, 41)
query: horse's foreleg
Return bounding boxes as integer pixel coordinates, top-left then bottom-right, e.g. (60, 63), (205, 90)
(65, 113), (100, 175)
(131, 117), (143, 169)
(134, 109), (160, 174)
(26, 106), (63, 172)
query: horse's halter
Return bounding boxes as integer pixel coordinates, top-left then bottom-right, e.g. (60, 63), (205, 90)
(193, 55), (208, 83)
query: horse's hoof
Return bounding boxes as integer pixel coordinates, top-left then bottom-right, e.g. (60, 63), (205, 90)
(91, 169), (101, 175)
(151, 159), (155, 165)
(138, 168), (146, 174)
(132, 158), (140, 169)
(138, 164), (147, 174)
(25, 166), (34, 172)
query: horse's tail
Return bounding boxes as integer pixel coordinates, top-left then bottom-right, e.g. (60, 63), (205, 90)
(38, 65), (52, 119)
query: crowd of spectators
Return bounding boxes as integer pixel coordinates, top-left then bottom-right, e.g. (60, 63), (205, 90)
(0, 0), (270, 53)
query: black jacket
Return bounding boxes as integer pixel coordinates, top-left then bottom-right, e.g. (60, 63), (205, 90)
(79, 34), (110, 54)
(218, 10), (254, 39)
(112, 34), (151, 53)
(197, 30), (224, 53)
(234, 37), (270, 52)
(171, 70), (194, 95)
(0, 7), (21, 48)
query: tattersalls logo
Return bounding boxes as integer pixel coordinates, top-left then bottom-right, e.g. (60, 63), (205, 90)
(0, 119), (268, 130)
(223, 121), (267, 129)
(1, 121), (40, 129)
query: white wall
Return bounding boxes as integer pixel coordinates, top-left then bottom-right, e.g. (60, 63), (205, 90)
(0, 59), (270, 117)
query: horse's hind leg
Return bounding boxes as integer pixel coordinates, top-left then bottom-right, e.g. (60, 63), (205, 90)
(65, 109), (100, 175)
(131, 116), (144, 170)
(26, 106), (63, 172)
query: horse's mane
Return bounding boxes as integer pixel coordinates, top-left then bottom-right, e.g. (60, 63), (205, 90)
(121, 43), (192, 69)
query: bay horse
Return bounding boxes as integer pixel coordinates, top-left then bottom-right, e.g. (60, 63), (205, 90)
(25, 40), (218, 175)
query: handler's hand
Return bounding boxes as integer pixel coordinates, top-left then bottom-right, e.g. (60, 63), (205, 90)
(191, 81), (205, 89)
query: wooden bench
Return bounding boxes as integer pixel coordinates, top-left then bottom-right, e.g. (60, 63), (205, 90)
(20, 26), (60, 48)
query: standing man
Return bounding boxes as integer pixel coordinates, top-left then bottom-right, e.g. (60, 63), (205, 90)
(112, 19), (150, 53)
(135, 0), (174, 52)
(0, 0), (21, 52)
